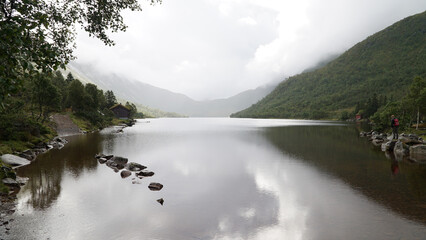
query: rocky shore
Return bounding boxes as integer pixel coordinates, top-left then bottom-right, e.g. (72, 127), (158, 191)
(0, 136), (68, 236)
(0, 118), (137, 236)
(360, 131), (426, 162)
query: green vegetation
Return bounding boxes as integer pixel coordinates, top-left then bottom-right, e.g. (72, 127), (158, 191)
(0, 71), (145, 153)
(232, 11), (426, 128)
(0, 0), (160, 197)
(371, 76), (426, 131)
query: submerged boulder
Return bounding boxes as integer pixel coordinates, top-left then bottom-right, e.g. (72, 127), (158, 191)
(409, 145), (426, 162)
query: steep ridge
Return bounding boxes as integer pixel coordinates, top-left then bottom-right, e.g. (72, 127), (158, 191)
(232, 11), (426, 119)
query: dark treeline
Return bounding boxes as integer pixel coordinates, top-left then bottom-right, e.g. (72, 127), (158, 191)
(0, 71), (141, 154)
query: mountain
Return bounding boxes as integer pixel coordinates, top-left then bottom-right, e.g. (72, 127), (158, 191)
(231, 11), (426, 119)
(63, 66), (183, 118)
(67, 62), (276, 117)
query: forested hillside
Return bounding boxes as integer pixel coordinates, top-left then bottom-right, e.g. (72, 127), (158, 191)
(232, 11), (426, 120)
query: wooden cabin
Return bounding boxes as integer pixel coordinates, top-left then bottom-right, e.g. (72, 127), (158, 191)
(110, 104), (131, 119)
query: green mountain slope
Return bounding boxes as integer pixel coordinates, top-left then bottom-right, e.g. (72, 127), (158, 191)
(232, 11), (426, 119)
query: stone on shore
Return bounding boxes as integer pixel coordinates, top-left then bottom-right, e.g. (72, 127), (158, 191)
(148, 182), (163, 191)
(381, 141), (396, 152)
(18, 150), (36, 161)
(394, 141), (409, 160)
(0, 154), (31, 168)
(2, 178), (20, 188)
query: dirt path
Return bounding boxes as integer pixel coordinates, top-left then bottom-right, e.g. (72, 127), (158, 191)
(51, 113), (81, 137)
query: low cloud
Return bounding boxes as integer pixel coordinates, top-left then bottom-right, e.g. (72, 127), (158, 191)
(74, 0), (426, 100)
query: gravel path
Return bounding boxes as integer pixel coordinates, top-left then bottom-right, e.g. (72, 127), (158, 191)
(51, 113), (81, 137)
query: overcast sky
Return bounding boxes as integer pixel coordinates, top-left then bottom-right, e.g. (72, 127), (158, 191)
(74, 0), (426, 100)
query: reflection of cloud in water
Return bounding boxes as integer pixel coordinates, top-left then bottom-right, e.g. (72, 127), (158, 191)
(9, 119), (426, 240)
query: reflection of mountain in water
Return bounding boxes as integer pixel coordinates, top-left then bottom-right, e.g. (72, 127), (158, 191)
(17, 133), (104, 209)
(262, 125), (426, 224)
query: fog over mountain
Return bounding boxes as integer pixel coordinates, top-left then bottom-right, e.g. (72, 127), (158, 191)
(74, 0), (426, 100)
(68, 63), (276, 117)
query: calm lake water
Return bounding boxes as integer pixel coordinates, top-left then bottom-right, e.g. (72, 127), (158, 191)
(8, 118), (426, 240)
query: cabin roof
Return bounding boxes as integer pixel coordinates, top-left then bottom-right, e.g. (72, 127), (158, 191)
(109, 104), (130, 111)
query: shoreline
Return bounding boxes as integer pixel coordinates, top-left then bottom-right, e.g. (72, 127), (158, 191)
(0, 117), (136, 236)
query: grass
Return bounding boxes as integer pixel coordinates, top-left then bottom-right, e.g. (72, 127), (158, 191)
(69, 113), (93, 132)
(0, 161), (16, 194)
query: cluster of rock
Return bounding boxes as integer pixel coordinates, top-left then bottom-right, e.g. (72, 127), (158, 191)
(360, 131), (426, 162)
(95, 154), (164, 205)
(0, 137), (68, 191)
(17, 137), (68, 162)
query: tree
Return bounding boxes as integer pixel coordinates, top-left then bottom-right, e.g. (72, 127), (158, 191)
(104, 90), (117, 108)
(406, 76), (426, 129)
(0, 0), (161, 108)
(85, 83), (100, 110)
(66, 73), (75, 85)
(67, 79), (85, 112)
(125, 101), (138, 118)
(31, 73), (62, 122)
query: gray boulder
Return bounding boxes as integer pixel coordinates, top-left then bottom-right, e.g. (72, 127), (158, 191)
(381, 141), (396, 152)
(136, 171), (155, 177)
(120, 170), (132, 178)
(372, 139), (384, 146)
(399, 136), (423, 145)
(111, 156), (128, 165)
(394, 141), (409, 160)
(409, 145), (426, 162)
(126, 162), (147, 172)
(0, 154), (31, 168)
(18, 150), (36, 161)
(15, 176), (29, 186)
(98, 158), (108, 164)
(148, 182), (163, 191)
(2, 178), (20, 188)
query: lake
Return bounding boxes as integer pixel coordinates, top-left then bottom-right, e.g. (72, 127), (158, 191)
(8, 118), (426, 240)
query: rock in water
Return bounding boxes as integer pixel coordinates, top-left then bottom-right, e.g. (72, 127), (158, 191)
(157, 198), (164, 205)
(148, 182), (163, 191)
(136, 171), (155, 177)
(410, 145), (426, 162)
(125, 162), (147, 172)
(98, 158), (108, 164)
(2, 178), (20, 188)
(120, 170), (132, 178)
(111, 156), (128, 165)
(0, 154), (31, 168)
